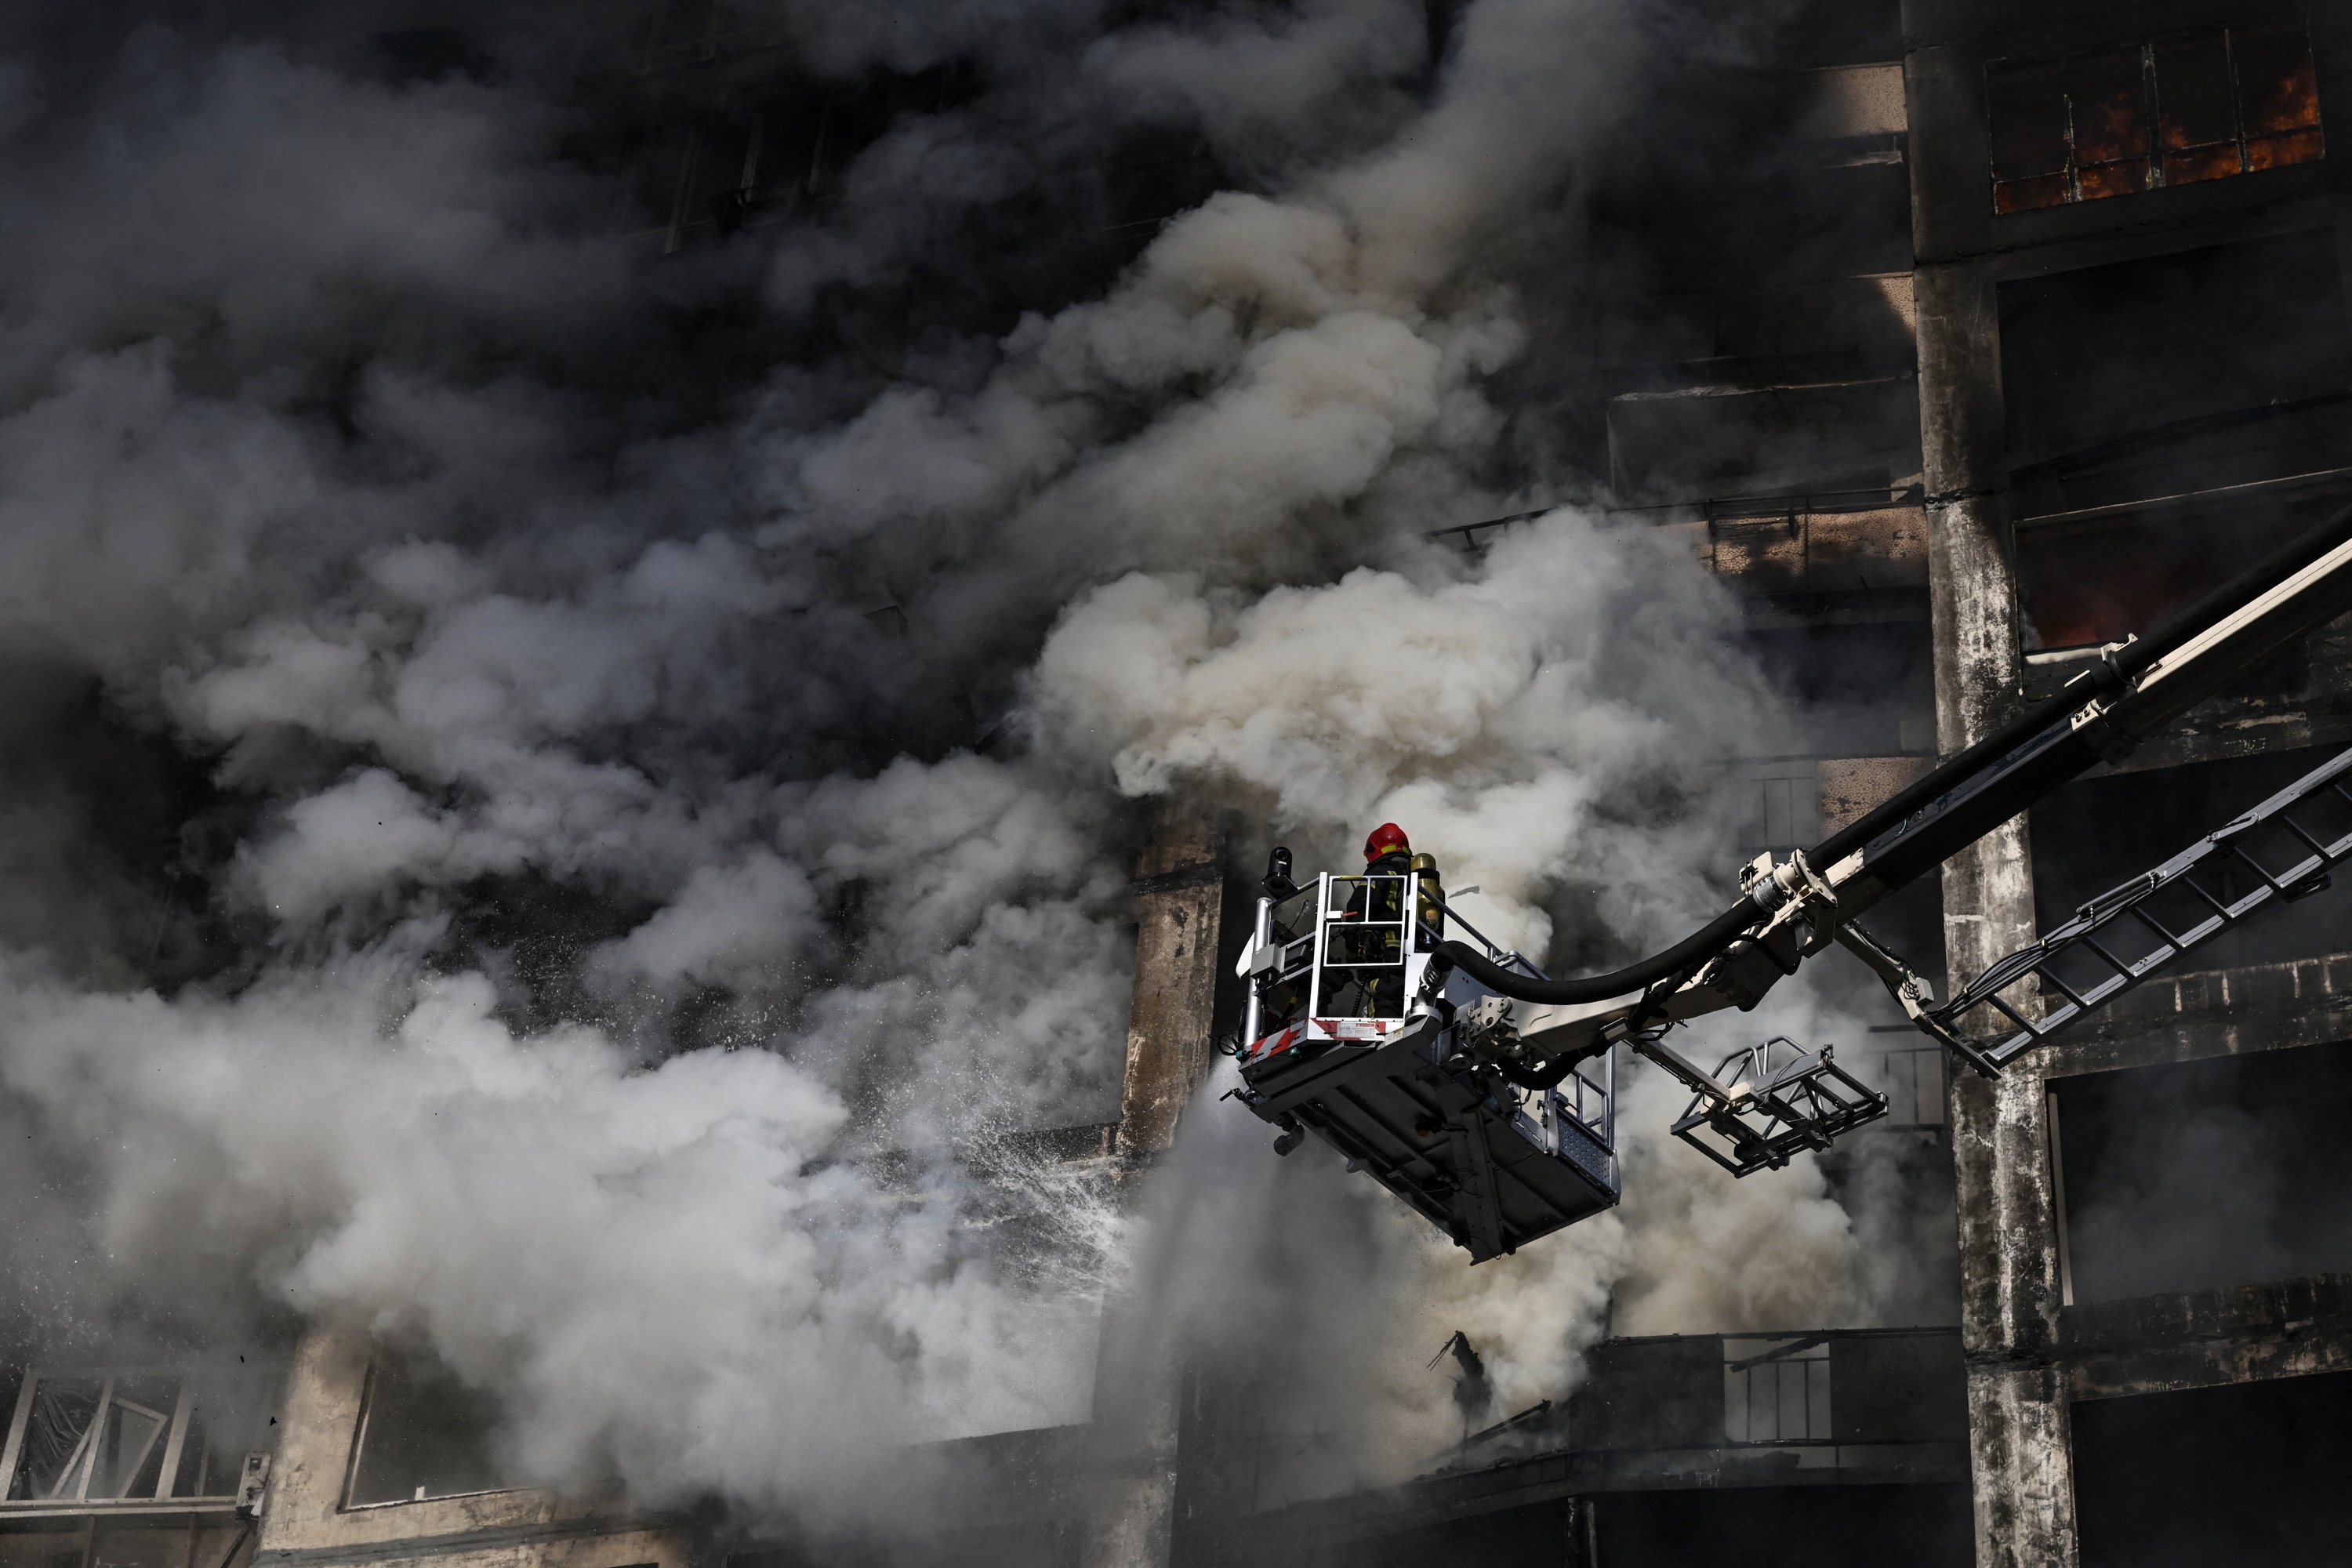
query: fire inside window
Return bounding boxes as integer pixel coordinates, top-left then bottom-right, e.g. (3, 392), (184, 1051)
(1987, 20), (2323, 213)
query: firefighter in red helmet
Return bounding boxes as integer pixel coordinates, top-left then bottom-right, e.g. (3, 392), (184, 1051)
(1363, 821), (1413, 877)
(1339, 822), (1446, 1005)
(1361, 822), (1444, 934)
(1330, 823), (1446, 1017)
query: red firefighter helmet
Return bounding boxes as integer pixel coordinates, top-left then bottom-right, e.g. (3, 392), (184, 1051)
(1363, 822), (1411, 862)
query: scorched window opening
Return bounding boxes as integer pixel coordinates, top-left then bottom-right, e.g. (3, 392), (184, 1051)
(1986, 19), (2324, 214)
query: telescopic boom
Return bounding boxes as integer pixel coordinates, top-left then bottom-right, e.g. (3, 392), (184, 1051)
(1437, 503), (2352, 1077)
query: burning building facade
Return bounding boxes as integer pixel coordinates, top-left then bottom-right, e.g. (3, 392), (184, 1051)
(2, 2), (2351, 1567)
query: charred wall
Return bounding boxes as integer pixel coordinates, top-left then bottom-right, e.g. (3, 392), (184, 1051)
(2072, 1370), (2352, 1568)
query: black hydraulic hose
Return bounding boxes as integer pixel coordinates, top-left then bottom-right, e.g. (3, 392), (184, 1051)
(1493, 963), (1698, 1084)
(1496, 1054), (1577, 1091)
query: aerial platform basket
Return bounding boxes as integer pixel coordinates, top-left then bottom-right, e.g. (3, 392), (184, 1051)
(1232, 869), (1619, 1261)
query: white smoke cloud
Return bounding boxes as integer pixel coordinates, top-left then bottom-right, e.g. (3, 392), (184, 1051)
(1033, 511), (1780, 953)
(0, 946), (1109, 1513)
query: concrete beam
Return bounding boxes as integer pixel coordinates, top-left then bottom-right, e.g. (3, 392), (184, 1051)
(2064, 1275), (2352, 1403)
(2038, 950), (2352, 1079)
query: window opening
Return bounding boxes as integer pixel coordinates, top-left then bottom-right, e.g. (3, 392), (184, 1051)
(1736, 768), (1817, 855)
(1987, 20), (2322, 213)
(342, 1348), (507, 1508)
(1722, 1338), (1831, 1443)
(1877, 1042), (1947, 1128)
(2049, 1040), (2352, 1302)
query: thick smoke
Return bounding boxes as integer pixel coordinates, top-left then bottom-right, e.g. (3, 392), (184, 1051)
(0, 0), (1939, 1532)
(1040, 530), (1933, 1494)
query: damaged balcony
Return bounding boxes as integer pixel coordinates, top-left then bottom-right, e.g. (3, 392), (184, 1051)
(1221, 1329), (1969, 1568)
(1587, 263), (1928, 622)
(0, 1370), (260, 1519)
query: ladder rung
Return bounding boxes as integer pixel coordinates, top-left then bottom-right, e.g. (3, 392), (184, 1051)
(1987, 991), (2040, 1032)
(2225, 844), (2281, 889)
(2282, 816), (2332, 856)
(2273, 852), (2328, 887)
(2174, 913), (2229, 946)
(2127, 906), (2185, 949)
(2080, 935), (2139, 978)
(1942, 742), (2352, 1062)
(2034, 965), (2092, 1009)
(2034, 1000), (2081, 1035)
(2185, 877), (2234, 916)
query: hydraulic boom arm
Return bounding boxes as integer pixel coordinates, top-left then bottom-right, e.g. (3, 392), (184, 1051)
(1436, 503), (2352, 1080)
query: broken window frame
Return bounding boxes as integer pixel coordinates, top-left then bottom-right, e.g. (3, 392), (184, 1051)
(641, 0), (790, 67)
(1722, 1338), (1832, 1444)
(1986, 19), (2325, 214)
(0, 1369), (229, 1507)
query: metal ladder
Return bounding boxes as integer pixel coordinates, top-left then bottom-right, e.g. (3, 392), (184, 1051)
(1923, 742), (2352, 1067)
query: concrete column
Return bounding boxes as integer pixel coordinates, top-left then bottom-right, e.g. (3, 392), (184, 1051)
(1079, 1285), (1183, 1568)
(1113, 804), (1227, 1158)
(1083, 801), (1231, 1568)
(1948, 1057), (2075, 1568)
(1918, 260), (2036, 985)
(1915, 259), (2078, 1568)
(256, 1327), (372, 1546)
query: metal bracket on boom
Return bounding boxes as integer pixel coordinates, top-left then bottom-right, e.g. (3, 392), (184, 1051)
(1662, 1036), (1888, 1177)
